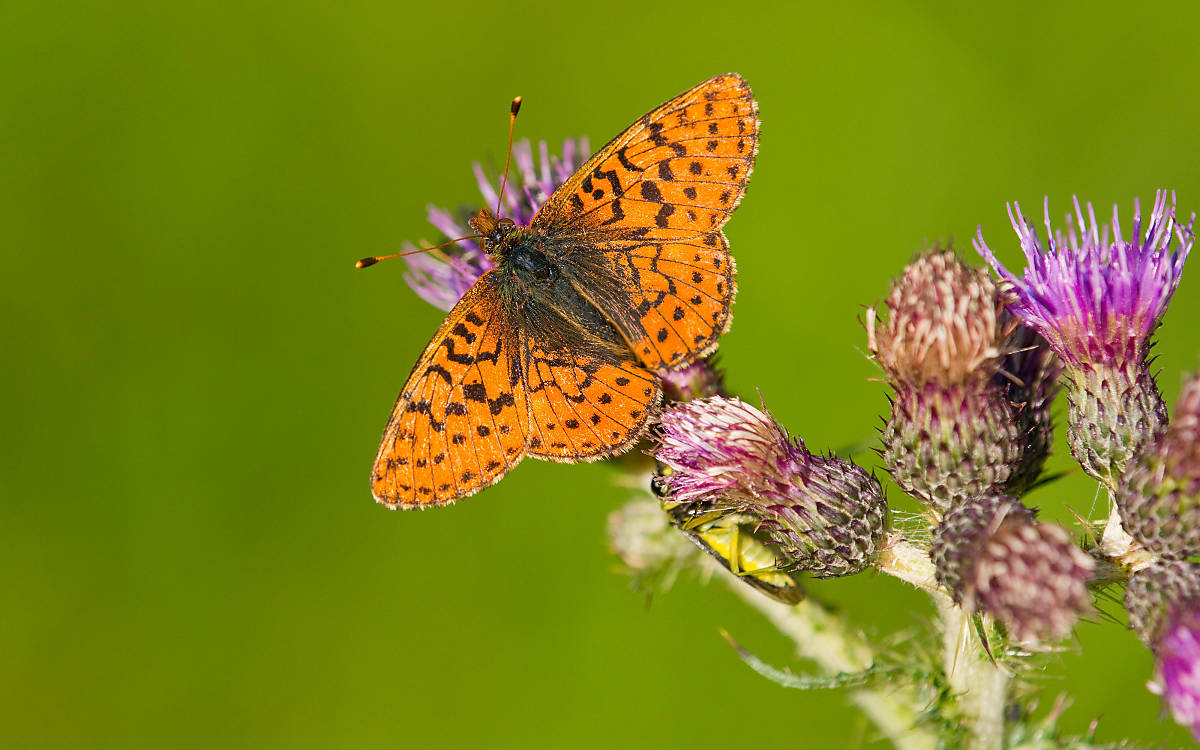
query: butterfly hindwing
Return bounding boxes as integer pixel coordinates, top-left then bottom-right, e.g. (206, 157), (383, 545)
(523, 343), (662, 461)
(372, 273), (529, 508)
(531, 73), (756, 370)
(617, 234), (734, 367)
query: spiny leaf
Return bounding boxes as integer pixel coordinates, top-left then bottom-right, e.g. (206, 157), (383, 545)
(720, 629), (900, 690)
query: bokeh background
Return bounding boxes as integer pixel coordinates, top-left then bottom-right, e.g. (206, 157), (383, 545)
(5, 1), (1200, 747)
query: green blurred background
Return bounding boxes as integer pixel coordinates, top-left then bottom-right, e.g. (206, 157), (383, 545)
(4, 0), (1200, 747)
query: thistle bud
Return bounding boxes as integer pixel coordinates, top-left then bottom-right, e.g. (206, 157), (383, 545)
(868, 249), (1025, 512)
(659, 358), (727, 403)
(1118, 372), (1200, 558)
(975, 193), (1194, 488)
(930, 495), (1094, 644)
(1125, 561), (1200, 741)
(654, 396), (889, 578)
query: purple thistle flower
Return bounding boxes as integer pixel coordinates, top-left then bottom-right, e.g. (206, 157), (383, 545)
(654, 397), (888, 578)
(401, 137), (590, 311)
(975, 193), (1194, 488)
(1152, 606), (1200, 742)
(974, 192), (1193, 368)
(658, 358), (727, 403)
(655, 396), (790, 505)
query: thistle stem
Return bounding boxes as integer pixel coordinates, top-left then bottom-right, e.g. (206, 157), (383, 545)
(938, 600), (1010, 750)
(722, 567), (937, 750)
(879, 534), (1011, 748)
(876, 535), (941, 594)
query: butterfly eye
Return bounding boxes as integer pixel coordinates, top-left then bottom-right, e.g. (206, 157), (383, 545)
(497, 218), (515, 234)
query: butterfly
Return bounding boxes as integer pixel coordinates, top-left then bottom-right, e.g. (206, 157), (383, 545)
(370, 74), (759, 508)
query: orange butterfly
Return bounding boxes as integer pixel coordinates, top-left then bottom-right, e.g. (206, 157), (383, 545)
(369, 74), (759, 508)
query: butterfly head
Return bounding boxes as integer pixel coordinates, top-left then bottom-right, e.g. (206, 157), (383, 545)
(469, 209), (517, 255)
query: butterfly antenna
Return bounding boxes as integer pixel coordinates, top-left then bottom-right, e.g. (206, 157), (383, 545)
(355, 234), (482, 268)
(494, 96), (522, 218)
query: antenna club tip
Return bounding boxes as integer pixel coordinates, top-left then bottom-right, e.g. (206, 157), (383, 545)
(356, 257), (378, 269)
(511, 96), (522, 115)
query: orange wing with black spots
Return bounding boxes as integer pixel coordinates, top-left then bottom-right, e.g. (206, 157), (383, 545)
(521, 336), (662, 462)
(532, 74), (756, 370)
(371, 273), (529, 509)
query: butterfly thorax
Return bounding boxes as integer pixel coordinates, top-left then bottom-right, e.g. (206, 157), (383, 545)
(470, 208), (558, 283)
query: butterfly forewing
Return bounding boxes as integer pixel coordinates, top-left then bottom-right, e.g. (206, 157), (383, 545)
(531, 74), (757, 370)
(372, 273), (529, 508)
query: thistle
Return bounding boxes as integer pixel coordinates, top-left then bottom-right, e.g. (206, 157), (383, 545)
(975, 193), (1194, 488)
(1118, 371), (1200, 559)
(659, 359), (727, 403)
(868, 249), (1031, 513)
(999, 321), (1063, 496)
(653, 396), (889, 578)
(400, 137), (589, 310)
(1126, 561), (1200, 741)
(930, 494), (1094, 644)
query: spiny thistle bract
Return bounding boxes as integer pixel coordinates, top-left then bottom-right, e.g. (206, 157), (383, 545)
(929, 494), (1094, 644)
(975, 193), (1194, 488)
(1000, 321), (1063, 495)
(1118, 371), (1200, 559)
(653, 396), (889, 578)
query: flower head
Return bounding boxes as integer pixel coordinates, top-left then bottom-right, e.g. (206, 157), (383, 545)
(868, 250), (1036, 511)
(1119, 371), (1200, 558)
(654, 397), (888, 578)
(930, 494), (1094, 644)
(976, 193), (1192, 487)
(974, 192), (1193, 369)
(401, 138), (590, 311)
(1126, 561), (1200, 741)
(867, 249), (1010, 386)
(1127, 561), (1200, 645)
